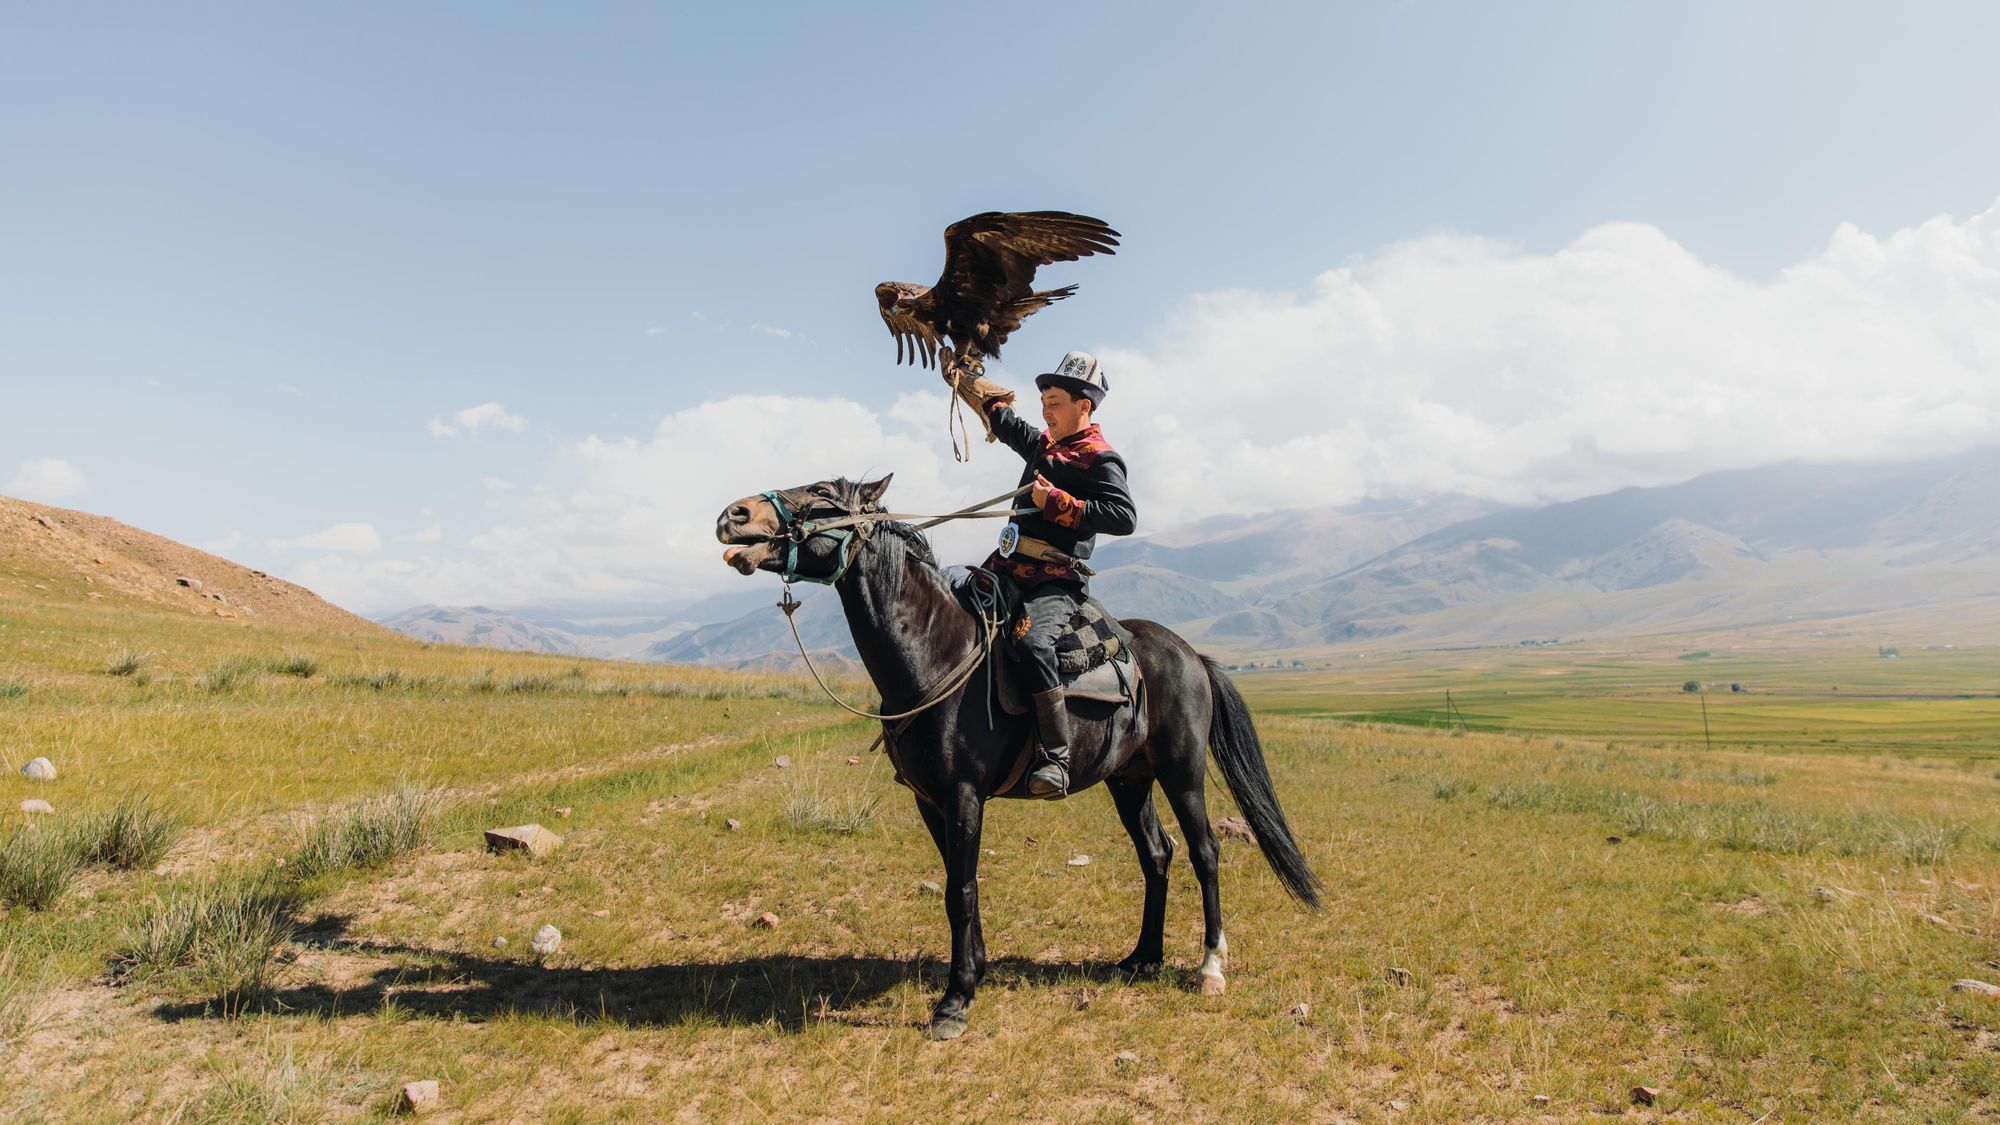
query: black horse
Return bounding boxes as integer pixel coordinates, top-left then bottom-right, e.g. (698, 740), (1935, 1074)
(717, 475), (1322, 1040)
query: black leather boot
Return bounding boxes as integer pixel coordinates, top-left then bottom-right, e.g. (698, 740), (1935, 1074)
(1027, 688), (1071, 799)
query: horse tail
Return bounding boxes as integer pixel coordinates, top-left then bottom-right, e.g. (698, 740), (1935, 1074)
(1200, 655), (1324, 908)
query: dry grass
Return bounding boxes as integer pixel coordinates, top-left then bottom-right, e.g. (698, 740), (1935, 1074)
(3, 590), (1999, 1119)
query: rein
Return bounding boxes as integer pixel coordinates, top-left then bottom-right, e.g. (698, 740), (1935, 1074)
(764, 483), (1029, 725)
(754, 485), (1032, 587)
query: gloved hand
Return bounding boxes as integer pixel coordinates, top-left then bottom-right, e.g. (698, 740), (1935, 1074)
(953, 371), (1016, 417)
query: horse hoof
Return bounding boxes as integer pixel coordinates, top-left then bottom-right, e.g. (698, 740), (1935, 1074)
(925, 1013), (969, 1041)
(1198, 972), (1227, 996)
(1117, 959), (1162, 979)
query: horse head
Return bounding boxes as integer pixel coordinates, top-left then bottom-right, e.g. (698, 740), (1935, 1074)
(715, 474), (894, 581)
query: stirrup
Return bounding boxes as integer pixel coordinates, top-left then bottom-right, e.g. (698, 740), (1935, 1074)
(1026, 761), (1069, 800)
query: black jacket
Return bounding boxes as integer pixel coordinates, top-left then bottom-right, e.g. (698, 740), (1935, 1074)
(981, 406), (1136, 591)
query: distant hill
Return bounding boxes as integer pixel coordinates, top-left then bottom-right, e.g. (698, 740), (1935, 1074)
(0, 494), (393, 636)
(377, 605), (597, 656)
(375, 446), (2000, 666)
(1242, 445), (2000, 651)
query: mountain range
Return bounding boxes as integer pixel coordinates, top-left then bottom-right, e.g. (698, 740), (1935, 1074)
(379, 446), (2000, 666)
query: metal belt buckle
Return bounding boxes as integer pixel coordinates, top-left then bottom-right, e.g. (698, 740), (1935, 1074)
(996, 521), (1020, 558)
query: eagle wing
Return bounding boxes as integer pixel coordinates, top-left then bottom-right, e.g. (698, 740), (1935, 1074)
(875, 285), (943, 369)
(935, 212), (1120, 357)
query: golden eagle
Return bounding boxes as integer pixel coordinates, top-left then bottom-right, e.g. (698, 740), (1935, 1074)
(876, 211), (1119, 373)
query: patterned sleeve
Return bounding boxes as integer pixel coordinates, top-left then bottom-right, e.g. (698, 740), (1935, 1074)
(1043, 455), (1136, 536)
(985, 402), (1043, 461)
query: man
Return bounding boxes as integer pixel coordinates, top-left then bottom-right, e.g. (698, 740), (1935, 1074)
(950, 351), (1136, 798)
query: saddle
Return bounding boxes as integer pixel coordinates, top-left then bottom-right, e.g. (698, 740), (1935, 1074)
(947, 566), (1144, 715)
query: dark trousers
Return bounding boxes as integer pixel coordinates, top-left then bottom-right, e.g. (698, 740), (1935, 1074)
(1015, 588), (1080, 695)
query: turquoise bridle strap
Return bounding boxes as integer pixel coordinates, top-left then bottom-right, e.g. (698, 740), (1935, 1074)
(761, 490), (859, 586)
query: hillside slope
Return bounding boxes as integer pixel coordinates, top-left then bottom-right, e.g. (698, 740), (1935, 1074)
(0, 494), (394, 637)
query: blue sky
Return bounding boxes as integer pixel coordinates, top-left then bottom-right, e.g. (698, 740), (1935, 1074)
(5, 3), (1999, 613)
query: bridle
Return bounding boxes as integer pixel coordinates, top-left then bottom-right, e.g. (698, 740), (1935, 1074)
(756, 488), (871, 586)
(750, 483), (1035, 587)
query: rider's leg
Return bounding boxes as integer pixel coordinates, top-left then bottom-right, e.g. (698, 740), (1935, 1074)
(1018, 590), (1077, 798)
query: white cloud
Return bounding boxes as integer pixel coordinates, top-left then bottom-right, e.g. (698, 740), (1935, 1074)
(481, 477), (515, 491)
(288, 202), (2000, 615)
(1103, 201), (2000, 518)
(429, 402), (528, 439)
(750, 322), (809, 343)
(400, 525), (443, 544)
(6, 458), (91, 502)
(271, 522), (382, 553)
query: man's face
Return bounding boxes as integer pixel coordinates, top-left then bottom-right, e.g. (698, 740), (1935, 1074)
(1040, 387), (1091, 439)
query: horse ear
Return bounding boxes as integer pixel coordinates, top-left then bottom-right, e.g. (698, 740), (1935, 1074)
(857, 474), (893, 506)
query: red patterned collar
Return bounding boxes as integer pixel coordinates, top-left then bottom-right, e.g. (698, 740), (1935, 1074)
(1041, 423), (1108, 455)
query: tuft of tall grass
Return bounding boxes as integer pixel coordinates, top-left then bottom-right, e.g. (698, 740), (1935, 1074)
(499, 672), (563, 694)
(336, 668), (439, 692)
(783, 777), (883, 836)
(114, 873), (306, 1010)
(269, 651), (318, 678)
(0, 825), (87, 911)
(284, 786), (443, 881)
(0, 677), (25, 700)
(0, 946), (58, 1050)
(203, 655), (264, 692)
(104, 647), (149, 677)
(72, 796), (182, 870)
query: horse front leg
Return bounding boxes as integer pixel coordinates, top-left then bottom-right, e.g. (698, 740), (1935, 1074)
(925, 782), (987, 1040)
(1106, 775), (1172, 977)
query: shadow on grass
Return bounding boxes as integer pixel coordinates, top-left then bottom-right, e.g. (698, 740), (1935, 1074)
(151, 914), (1140, 1030)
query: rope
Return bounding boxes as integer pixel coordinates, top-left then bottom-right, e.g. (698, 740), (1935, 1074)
(781, 591), (999, 722)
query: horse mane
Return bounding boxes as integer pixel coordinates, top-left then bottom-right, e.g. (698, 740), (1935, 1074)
(875, 520), (938, 569)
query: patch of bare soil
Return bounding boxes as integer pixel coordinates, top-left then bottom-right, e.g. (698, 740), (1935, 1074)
(0, 494), (392, 635)
(1712, 896), (1771, 917)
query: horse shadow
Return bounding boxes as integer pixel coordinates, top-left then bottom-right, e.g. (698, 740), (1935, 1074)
(152, 914), (1145, 1030)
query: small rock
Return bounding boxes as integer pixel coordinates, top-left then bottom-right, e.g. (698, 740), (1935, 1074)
(589, 909), (609, 918)
(1952, 978), (2000, 997)
(401, 1079), (439, 1114)
(33, 515), (55, 530)
(20, 758), (56, 782)
(491, 936), (507, 948)
(1531, 1094), (1551, 1106)
(484, 823), (563, 857)
(1632, 1085), (1660, 1106)
(725, 818), (742, 831)
(919, 880), (942, 895)
(1387, 966), (1412, 986)
(530, 924), (562, 955)
(20, 799), (54, 815)
(846, 756), (860, 765)
(774, 756), (791, 769)
(1214, 816), (1256, 842)
(1605, 836), (1622, 844)
(1812, 886), (1839, 901)
(1113, 1050), (1139, 1066)
(555, 806), (572, 819)
(754, 912), (780, 928)
(1389, 1099), (1409, 1112)
(175, 576), (202, 590)
(1285, 1001), (1309, 1019)
(1067, 854), (1091, 867)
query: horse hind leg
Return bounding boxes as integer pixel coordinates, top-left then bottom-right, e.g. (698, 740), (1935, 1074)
(1160, 763), (1228, 996)
(1106, 775), (1172, 977)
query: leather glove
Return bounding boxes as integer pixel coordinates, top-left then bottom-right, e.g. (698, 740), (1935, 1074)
(952, 371), (1016, 417)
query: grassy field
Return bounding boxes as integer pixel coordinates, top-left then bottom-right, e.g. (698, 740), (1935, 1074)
(1237, 641), (2000, 757)
(6, 592), (2000, 1121)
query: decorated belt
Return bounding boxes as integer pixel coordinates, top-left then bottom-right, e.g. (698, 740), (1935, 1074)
(997, 523), (1095, 577)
